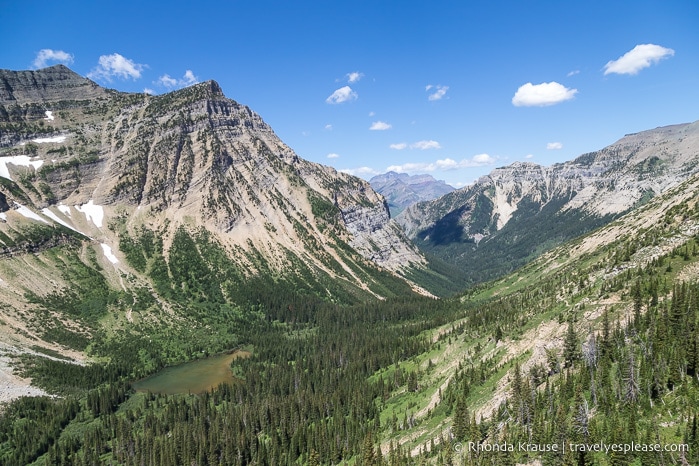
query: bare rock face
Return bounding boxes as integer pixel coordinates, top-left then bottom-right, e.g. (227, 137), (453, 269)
(0, 64), (106, 105)
(0, 66), (425, 292)
(397, 120), (699, 281)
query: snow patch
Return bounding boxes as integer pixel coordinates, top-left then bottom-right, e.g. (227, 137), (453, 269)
(44, 111), (54, 121)
(14, 203), (49, 224)
(40, 208), (89, 237)
(32, 135), (67, 144)
(57, 205), (72, 216)
(100, 244), (119, 264)
(0, 156), (45, 181)
(0, 213), (6, 222)
(75, 200), (104, 228)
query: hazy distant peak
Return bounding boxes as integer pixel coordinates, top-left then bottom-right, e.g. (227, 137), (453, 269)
(370, 171), (455, 216)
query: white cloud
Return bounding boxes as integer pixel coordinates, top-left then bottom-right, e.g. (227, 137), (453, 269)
(512, 82), (578, 107)
(426, 84), (449, 101)
(567, 70), (580, 77)
(369, 111), (375, 117)
(324, 124), (333, 130)
(411, 140), (442, 150)
(157, 70), (199, 89)
(390, 140), (442, 150)
(369, 121), (392, 131)
(347, 71), (364, 83)
(340, 166), (379, 177)
(158, 74), (178, 87)
(471, 153), (495, 164)
(386, 162), (433, 173)
(327, 153), (340, 159)
(143, 88), (155, 95)
(33, 49), (74, 68)
(88, 53), (145, 82)
(525, 154), (534, 159)
(182, 70), (198, 85)
(386, 154), (495, 174)
(546, 142), (563, 150)
(604, 44), (675, 76)
(326, 86), (358, 104)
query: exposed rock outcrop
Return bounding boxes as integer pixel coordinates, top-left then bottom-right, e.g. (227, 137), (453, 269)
(0, 66), (425, 293)
(397, 120), (699, 283)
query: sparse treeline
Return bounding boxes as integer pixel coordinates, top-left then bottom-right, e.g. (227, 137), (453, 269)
(432, 235), (699, 465)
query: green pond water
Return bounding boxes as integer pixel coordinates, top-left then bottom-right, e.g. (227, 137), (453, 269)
(132, 350), (249, 395)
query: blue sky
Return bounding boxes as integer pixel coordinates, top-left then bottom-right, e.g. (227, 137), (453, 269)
(1, 0), (698, 187)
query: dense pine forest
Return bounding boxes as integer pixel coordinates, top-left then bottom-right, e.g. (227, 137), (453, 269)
(0, 223), (460, 465)
(2, 161), (699, 465)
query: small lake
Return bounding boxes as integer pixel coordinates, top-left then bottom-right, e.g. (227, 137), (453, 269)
(133, 350), (250, 395)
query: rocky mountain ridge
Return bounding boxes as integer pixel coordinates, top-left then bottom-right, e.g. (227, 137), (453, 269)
(0, 65), (425, 286)
(396, 120), (699, 283)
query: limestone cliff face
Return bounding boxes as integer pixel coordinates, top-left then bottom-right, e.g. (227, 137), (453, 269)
(397, 121), (699, 281)
(0, 64), (107, 105)
(0, 65), (424, 290)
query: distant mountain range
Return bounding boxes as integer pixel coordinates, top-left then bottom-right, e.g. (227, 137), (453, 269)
(396, 120), (699, 285)
(369, 171), (454, 216)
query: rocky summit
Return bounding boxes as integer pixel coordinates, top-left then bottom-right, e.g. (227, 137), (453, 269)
(0, 65), (426, 293)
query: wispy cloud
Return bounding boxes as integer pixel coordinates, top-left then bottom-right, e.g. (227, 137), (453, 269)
(33, 49), (74, 68)
(412, 140), (442, 150)
(604, 44), (675, 76)
(388, 140), (442, 150)
(512, 82), (578, 107)
(157, 70), (199, 89)
(369, 121), (392, 131)
(386, 154), (496, 174)
(525, 154), (534, 159)
(88, 53), (146, 82)
(340, 166), (379, 177)
(390, 140), (441, 150)
(326, 86), (358, 104)
(567, 70), (580, 77)
(143, 88), (155, 95)
(426, 84), (449, 101)
(546, 142), (563, 150)
(327, 153), (340, 159)
(158, 75), (177, 87)
(324, 124), (333, 131)
(347, 71), (364, 83)
(340, 153), (496, 179)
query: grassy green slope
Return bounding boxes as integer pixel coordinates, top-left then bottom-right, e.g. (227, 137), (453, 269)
(376, 175), (699, 465)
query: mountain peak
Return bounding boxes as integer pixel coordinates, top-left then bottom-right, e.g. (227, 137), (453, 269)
(190, 79), (225, 98)
(0, 64), (105, 105)
(370, 171), (455, 216)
